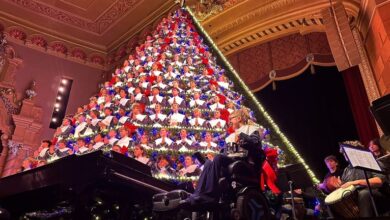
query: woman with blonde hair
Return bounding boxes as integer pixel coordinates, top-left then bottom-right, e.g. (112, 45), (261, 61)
(181, 108), (265, 205)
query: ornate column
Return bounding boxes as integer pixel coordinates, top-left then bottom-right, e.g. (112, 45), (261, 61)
(1, 99), (42, 177)
(352, 28), (381, 103)
(352, 28), (383, 135)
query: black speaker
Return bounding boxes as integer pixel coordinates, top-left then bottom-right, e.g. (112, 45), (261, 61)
(371, 94), (390, 136)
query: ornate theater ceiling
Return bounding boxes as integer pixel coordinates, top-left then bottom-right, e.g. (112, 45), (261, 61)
(0, 0), (361, 70)
(0, 0), (177, 69)
(188, 0), (360, 56)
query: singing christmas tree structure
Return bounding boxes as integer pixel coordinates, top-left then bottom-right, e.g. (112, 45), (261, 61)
(33, 8), (319, 184)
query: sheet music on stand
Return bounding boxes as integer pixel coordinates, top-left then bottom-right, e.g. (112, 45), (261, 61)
(340, 145), (382, 217)
(342, 146), (382, 173)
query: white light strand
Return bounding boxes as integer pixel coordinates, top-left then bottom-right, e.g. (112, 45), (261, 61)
(186, 7), (320, 184)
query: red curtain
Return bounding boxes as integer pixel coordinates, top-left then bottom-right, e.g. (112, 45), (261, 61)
(341, 66), (379, 146)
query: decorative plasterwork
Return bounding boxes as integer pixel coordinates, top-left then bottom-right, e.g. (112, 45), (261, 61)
(7, 0), (139, 34)
(201, 0), (361, 56)
(4, 27), (108, 70)
(0, 0), (179, 70)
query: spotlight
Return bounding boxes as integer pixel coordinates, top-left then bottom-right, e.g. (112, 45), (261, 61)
(57, 96), (62, 100)
(52, 118), (57, 122)
(55, 108), (60, 112)
(59, 87), (65, 92)
(61, 79), (68, 85)
(55, 103), (60, 108)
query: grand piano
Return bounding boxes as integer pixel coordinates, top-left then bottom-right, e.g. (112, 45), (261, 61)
(0, 151), (177, 219)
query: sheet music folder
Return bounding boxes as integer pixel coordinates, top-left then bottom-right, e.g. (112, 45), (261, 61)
(341, 145), (383, 174)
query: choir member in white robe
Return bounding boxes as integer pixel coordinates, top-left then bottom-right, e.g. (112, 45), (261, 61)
(116, 127), (134, 148)
(133, 145), (150, 165)
(55, 140), (73, 158)
(175, 129), (194, 151)
(154, 128), (173, 150)
(207, 111), (227, 129)
(149, 104), (168, 126)
(168, 103), (187, 126)
(188, 108), (206, 127)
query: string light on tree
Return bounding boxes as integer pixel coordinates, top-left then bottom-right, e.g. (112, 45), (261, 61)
(185, 6), (320, 184)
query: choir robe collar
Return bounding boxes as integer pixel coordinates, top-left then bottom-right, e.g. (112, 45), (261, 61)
(189, 117), (205, 126)
(92, 142), (105, 150)
(199, 141), (217, 148)
(168, 96), (183, 105)
(170, 113), (185, 123)
(155, 137), (173, 146)
(189, 99), (204, 107)
(117, 136), (133, 147)
(208, 119), (226, 128)
(150, 113), (167, 121)
(209, 103), (225, 111)
(136, 156), (150, 164)
(148, 95), (164, 103)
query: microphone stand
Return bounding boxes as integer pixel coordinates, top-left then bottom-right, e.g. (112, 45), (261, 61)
(289, 181), (297, 220)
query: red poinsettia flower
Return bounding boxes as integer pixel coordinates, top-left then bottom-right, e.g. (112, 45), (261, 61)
(199, 47), (205, 54)
(124, 122), (138, 134)
(207, 68), (214, 75)
(216, 94), (226, 104)
(156, 63), (163, 70)
(209, 79), (218, 86)
(120, 146), (128, 155)
(110, 76), (117, 85)
(219, 109), (230, 122)
(202, 58), (209, 65)
(143, 89), (151, 97)
(227, 126), (235, 134)
(147, 75), (157, 84)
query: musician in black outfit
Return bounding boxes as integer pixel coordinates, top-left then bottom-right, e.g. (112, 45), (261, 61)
(329, 145), (388, 217)
(317, 155), (343, 194)
(182, 108), (265, 205)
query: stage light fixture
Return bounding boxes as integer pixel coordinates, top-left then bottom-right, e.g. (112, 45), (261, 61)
(52, 118), (57, 122)
(50, 77), (73, 129)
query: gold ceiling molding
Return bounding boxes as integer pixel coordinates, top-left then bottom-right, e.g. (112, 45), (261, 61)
(201, 0), (361, 56)
(219, 16), (325, 56)
(6, 0), (140, 34)
(0, 1), (178, 70)
(187, 0), (247, 22)
(206, 0), (297, 37)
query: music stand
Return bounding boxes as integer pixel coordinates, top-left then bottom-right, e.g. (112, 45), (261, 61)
(340, 145), (383, 217)
(276, 163), (314, 220)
